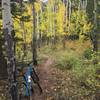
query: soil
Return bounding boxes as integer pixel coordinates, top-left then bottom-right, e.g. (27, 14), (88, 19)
(33, 57), (56, 100)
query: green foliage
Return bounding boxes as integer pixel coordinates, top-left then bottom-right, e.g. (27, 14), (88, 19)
(73, 63), (99, 91)
(38, 46), (54, 56)
(47, 46), (99, 92)
(83, 48), (93, 59)
(54, 53), (80, 70)
(29, 0), (36, 3)
(11, 2), (21, 16)
(70, 11), (92, 40)
(20, 15), (31, 22)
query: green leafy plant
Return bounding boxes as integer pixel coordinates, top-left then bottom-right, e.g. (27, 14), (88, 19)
(83, 48), (93, 59)
(54, 51), (81, 70)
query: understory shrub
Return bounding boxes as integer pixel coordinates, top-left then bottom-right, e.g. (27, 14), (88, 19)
(83, 48), (93, 59)
(73, 62), (100, 92)
(54, 51), (82, 70)
(54, 49), (99, 92)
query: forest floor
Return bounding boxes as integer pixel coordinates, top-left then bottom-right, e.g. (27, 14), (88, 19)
(32, 41), (99, 100)
(0, 41), (99, 100)
(33, 56), (97, 100)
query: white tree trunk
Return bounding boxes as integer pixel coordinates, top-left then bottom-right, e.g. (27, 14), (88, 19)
(2, 0), (13, 29)
(2, 0), (17, 99)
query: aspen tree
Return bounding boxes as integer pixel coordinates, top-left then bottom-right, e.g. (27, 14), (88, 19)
(2, 0), (18, 99)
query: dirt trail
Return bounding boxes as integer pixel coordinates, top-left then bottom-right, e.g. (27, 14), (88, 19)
(33, 57), (56, 100)
(32, 57), (97, 100)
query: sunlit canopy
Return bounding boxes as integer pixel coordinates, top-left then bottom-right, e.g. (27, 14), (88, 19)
(23, 0), (48, 3)
(40, 0), (48, 3)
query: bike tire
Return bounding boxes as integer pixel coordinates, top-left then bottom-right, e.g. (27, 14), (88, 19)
(17, 82), (30, 100)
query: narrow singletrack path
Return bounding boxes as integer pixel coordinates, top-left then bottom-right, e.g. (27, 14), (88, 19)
(33, 57), (56, 100)
(33, 57), (76, 100)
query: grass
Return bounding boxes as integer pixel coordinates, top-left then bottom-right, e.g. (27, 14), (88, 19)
(38, 40), (100, 99)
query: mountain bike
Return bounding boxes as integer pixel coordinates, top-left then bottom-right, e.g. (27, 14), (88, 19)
(16, 61), (42, 100)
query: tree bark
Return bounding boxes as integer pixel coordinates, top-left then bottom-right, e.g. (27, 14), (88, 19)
(32, 2), (38, 66)
(2, 0), (18, 99)
(93, 0), (98, 52)
(86, 0), (98, 52)
(0, 33), (8, 79)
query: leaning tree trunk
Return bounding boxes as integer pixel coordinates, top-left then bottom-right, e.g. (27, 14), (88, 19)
(2, 0), (18, 99)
